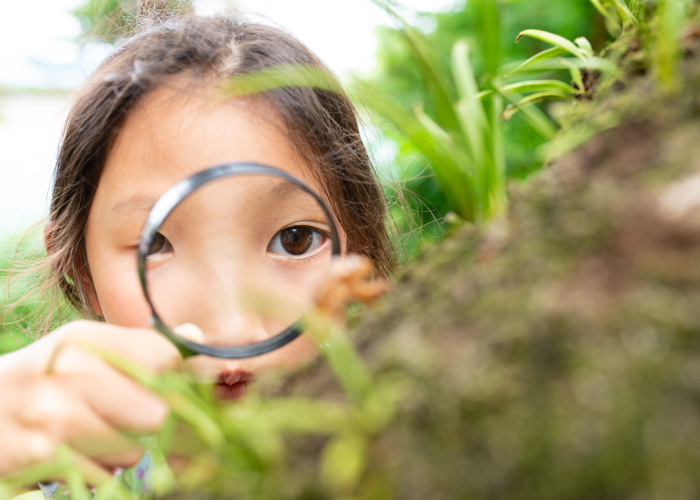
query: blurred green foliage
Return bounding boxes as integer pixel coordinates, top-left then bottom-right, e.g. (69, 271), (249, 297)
(0, 231), (78, 356)
(366, 0), (604, 253)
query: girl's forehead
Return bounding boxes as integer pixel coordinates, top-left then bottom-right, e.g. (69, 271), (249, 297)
(97, 85), (316, 209)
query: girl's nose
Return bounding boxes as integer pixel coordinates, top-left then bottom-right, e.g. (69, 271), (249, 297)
(182, 262), (276, 348)
(192, 305), (271, 347)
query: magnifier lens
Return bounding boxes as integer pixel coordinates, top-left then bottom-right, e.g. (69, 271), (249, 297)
(140, 165), (338, 358)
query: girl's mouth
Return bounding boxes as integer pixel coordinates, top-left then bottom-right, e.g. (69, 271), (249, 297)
(214, 370), (254, 401)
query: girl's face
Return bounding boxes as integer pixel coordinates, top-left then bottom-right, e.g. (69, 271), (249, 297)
(84, 84), (331, 399)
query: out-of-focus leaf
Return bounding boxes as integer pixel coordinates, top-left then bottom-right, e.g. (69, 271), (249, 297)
(500, 79), (578, 95)
(225, 398), (353, 434)
(561, 58), (586, 93)
(413, 103), (452, 145)
(370, 0), (461, 134)
(504, 47), (567, 77)
(510, 56), (618, 75)
(453, 40), (488, 166)
(475, 0), (502, 77)
(590, 0), (623, 35)
(503, 90), (577, 120)
(357, 83), (478, 220)
(318, 324), (374, 403)
(218, 64), (342, 98)
(499, 88), (559, 139)
(574, 36), (594, 56)
(614, 0), (638, 25)
(320, 433), (367, 494)
(515, 29), (589, 59)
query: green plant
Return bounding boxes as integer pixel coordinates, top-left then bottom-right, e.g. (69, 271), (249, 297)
(0, 314), (398, 500)
(363, 0), (512, 226)
(0, 231), (78, 356)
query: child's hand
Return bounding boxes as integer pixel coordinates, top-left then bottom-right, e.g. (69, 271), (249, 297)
(0, 320), (181, 478)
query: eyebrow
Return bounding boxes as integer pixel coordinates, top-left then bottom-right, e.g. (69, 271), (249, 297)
(109, 178), (317, 217)
(263, 179), (315, 203)
(110, 194), (158, 216)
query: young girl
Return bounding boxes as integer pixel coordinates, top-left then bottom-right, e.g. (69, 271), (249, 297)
(0, 13), (395, 478)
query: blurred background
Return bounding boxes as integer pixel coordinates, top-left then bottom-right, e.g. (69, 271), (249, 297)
(0, 0), (601, 240)
(0, 0), (455, 236)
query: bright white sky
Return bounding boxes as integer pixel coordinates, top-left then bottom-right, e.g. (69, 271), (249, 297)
(0, 0), (457, 235)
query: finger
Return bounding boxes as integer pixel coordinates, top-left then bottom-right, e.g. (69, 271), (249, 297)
(48, 321), (182, 374)
(50, 344), (170, 435)
(16, 378), (145, 470)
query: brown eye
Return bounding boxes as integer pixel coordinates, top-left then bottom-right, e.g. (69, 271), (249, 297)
(267, 225), (328, 257)
(147, 232), (170, 257)
(280, 226), (313, 255)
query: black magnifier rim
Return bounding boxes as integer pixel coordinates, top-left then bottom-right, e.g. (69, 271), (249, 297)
(137, 162), (341, 359)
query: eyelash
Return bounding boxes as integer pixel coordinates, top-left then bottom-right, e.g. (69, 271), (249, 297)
(144, 225), (329, 260)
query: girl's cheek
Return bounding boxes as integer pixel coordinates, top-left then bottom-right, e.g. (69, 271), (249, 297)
(93, 256), (153, 328)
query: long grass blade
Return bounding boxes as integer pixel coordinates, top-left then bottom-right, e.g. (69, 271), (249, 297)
(369, 0), (461, 134)
(452, 39), (488, 166)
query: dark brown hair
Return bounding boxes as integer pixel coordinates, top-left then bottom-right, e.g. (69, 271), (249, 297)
(47, 14), (396, 318)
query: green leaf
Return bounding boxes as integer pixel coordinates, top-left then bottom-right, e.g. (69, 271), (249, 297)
(503, 90), (576, 120)
(574, 37), (594, 57)
(498, 88), (559, 140)
(452, 39), (480, 102)
(500, 79), (578, 95)
(369, 0), (461, 134)
(474, 0), (501, 78)
(560, 58), (585, 94)
(318, 323), (373, 402)
(218, 64), (342, 99)
(515, 29), (588, 60)
(357, 83), (478, 220)
(508, 56), (618, 75)
(451, 39), (488, 167)
(414, 102), (452, 145)
(589, 0), (622, 35)
(504, 47), (567, 77)
(228, 398), (353, 434)
(320, 433), (367, 494)
(614, 0), (638, 26)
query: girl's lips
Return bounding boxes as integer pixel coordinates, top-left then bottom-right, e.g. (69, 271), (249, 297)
(213, 370), (254, 401)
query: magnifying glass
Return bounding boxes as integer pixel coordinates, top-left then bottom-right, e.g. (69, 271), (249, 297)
(137, 163), (341, 359)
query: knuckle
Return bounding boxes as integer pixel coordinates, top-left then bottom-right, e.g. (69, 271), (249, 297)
(24, 432), (56, 466)
(19, 383), (73, 431)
